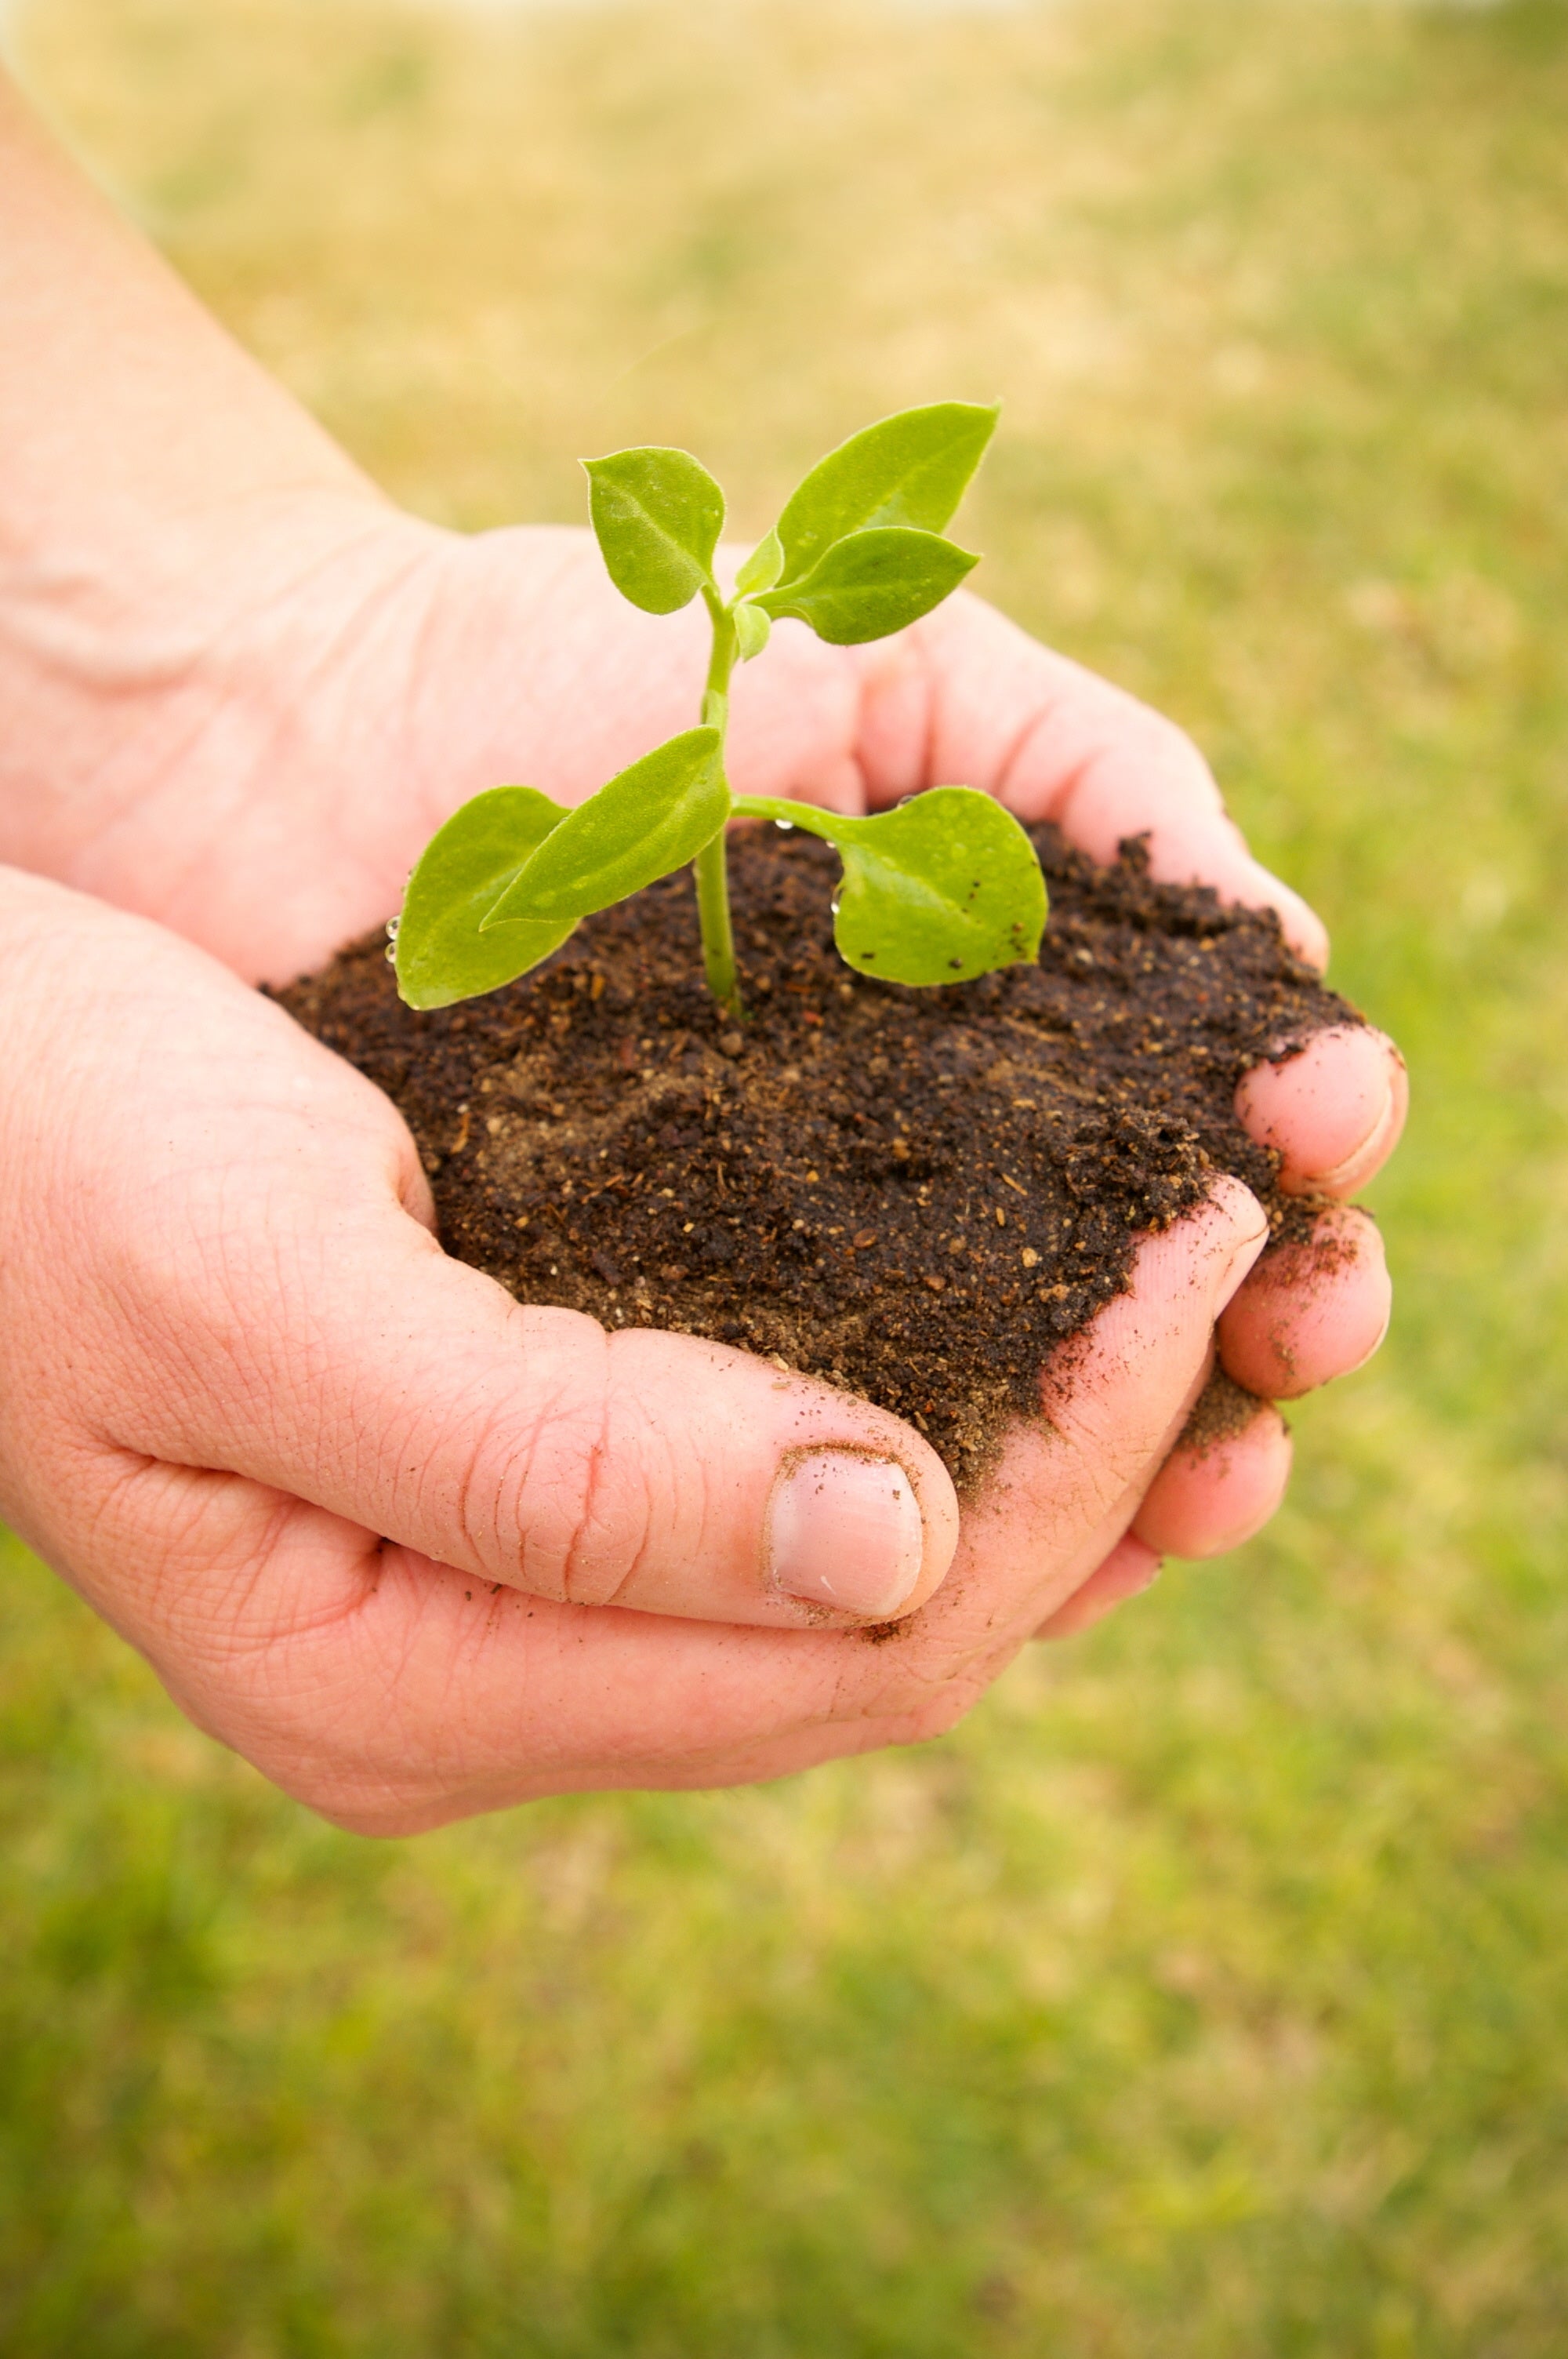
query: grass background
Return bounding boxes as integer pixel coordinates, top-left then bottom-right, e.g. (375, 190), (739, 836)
(4, 0), (1568, 2347)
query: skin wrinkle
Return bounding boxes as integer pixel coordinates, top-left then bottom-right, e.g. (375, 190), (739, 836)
(96, 1180), (502, 1556)
(347, 1558), (463, 1733)
(2, 565), (208, 699)
(95, 1195), (317, 1460)
(324, 1436), (1157, 1823)
(587, 1339), (785, 1616)
(89, 1425), (996, 1819)
(339, 1588), (557, 1805)
(14, 508), (401, 875)
(46, 522), (431, 929)
(335, 1335), (524, 1568)
(88, 1455), (354, 1651)
(953, 651), (1063, 817)
(309, 1587), (1044, 1827)
(390, 534), (477, 850)
(139, 582), (416, 925)
(190, 1510), (327, 1656)
(310, 1609), (764, 1821)
(444, 1384), (555, 1587)
(459, 530), (713, 805)
(1044, 1369), (1207, 1508)
(412, 529), (595, 821)
(556, 1344), (617, 1608)
(1037, 1293), (1219, 1513)
(1001, 710), (1092, 822)
(241, 533), (437, 783)
(503, 1318), (612, 1603)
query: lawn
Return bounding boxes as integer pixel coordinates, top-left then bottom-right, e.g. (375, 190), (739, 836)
(4, 0), (1568, 2349)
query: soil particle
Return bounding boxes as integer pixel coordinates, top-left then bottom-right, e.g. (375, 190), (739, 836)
(274, 821), (1363, 1488)
(1178, 1368), (1276, 1457)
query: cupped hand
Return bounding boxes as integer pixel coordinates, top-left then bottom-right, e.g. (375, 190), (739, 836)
(19, 513), (1403, 1627)
(0, 86), (1406, 1753)
(2, 866), (1278, 1830)
(20, 509), (1399, 1594)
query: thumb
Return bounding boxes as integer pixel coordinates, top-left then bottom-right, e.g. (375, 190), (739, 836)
(3, 872), (955, 1641)
(117, 1178), (960, 1633)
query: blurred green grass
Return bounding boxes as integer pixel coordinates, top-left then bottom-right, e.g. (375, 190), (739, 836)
(5, 0), (1568, 2347)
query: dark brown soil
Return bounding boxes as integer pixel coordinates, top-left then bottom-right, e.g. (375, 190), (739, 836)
(274, 821), (1362, 1488)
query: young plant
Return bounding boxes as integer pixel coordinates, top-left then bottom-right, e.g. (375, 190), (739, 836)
(393, 402), (1047, 1016)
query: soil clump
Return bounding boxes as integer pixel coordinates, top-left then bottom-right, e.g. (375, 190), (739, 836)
(274, 822), (1363, 1487)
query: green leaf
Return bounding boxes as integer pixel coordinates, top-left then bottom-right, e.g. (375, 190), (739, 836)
(831, 791), (1045, 982)
(394, 785), (575, 1010)
(583, 445), (725, 615)
(734, 528), (784, 596)
(733, 601), (771, 662)
(756, 526), (978, 646)
(775, 401), (998, 586)
(484, 728), (729, 928)
(731, 787), (1046, 985)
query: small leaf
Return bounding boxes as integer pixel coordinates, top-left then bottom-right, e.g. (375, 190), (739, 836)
(731, 787), (1046, 985)
(775, 401), (998, 586)
(757, 526), (977, 646)
(832, 791), (1045, 983)
(733, 602), (771, 662)
(395, 786), (575, 1009)
(484, 728), (729, 927)
(583, 446), (725, 615)
(734, 528), (784, 596)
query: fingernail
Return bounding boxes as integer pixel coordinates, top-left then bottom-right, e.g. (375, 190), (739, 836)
(1316, 1064), (1402, 1194)
(1240, 1028), (1404, 1196)
(1207, 1180), (1269, 1310)
(768, 1449), (926, 1618)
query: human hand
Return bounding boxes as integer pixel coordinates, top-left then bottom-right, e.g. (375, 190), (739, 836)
(12, 504), (1396, 1594)
(2, 864), (1291, 1829)
(5, 503), (1401, 1623)
(0, 77), (1401, 1630)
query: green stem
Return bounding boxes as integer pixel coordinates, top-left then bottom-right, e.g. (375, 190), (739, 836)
(729, 794), (858, 845)
(695, 593), (742, 1016)
(701, 588), (738, 735)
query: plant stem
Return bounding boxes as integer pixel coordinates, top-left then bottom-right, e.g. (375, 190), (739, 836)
(695, 593), (742, 1016)
(700, 591), (739, 736)
(694, 832), (739, 1015)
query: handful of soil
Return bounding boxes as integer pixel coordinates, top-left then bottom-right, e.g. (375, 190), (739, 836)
(275, 821), (1362, 1487)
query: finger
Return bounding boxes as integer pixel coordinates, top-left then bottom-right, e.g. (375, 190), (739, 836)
(895, 1175), (1269, 1667)
(1218, 1205), (1391, 1399)
(1131, 1390), (1291, 1560)
(60, 1456), (906, 1825)
(71, 1449), (1069, 1830)
(81, 1179), (1270, 1828)
(1032, 1533), (1163, 1641)
(1236, 1026), (1408, 1198)
(858, 595), (1330, 967)
(113, 1225), (960, 1632)
(93, 1467), (1174, 1832)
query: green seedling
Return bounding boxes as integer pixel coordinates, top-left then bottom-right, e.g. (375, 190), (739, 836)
(393, 402), (1047, 1016)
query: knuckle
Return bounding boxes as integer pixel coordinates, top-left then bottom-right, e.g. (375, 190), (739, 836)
(443, 1310), (645, 1603)
(1124, 701), (1212, 789)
